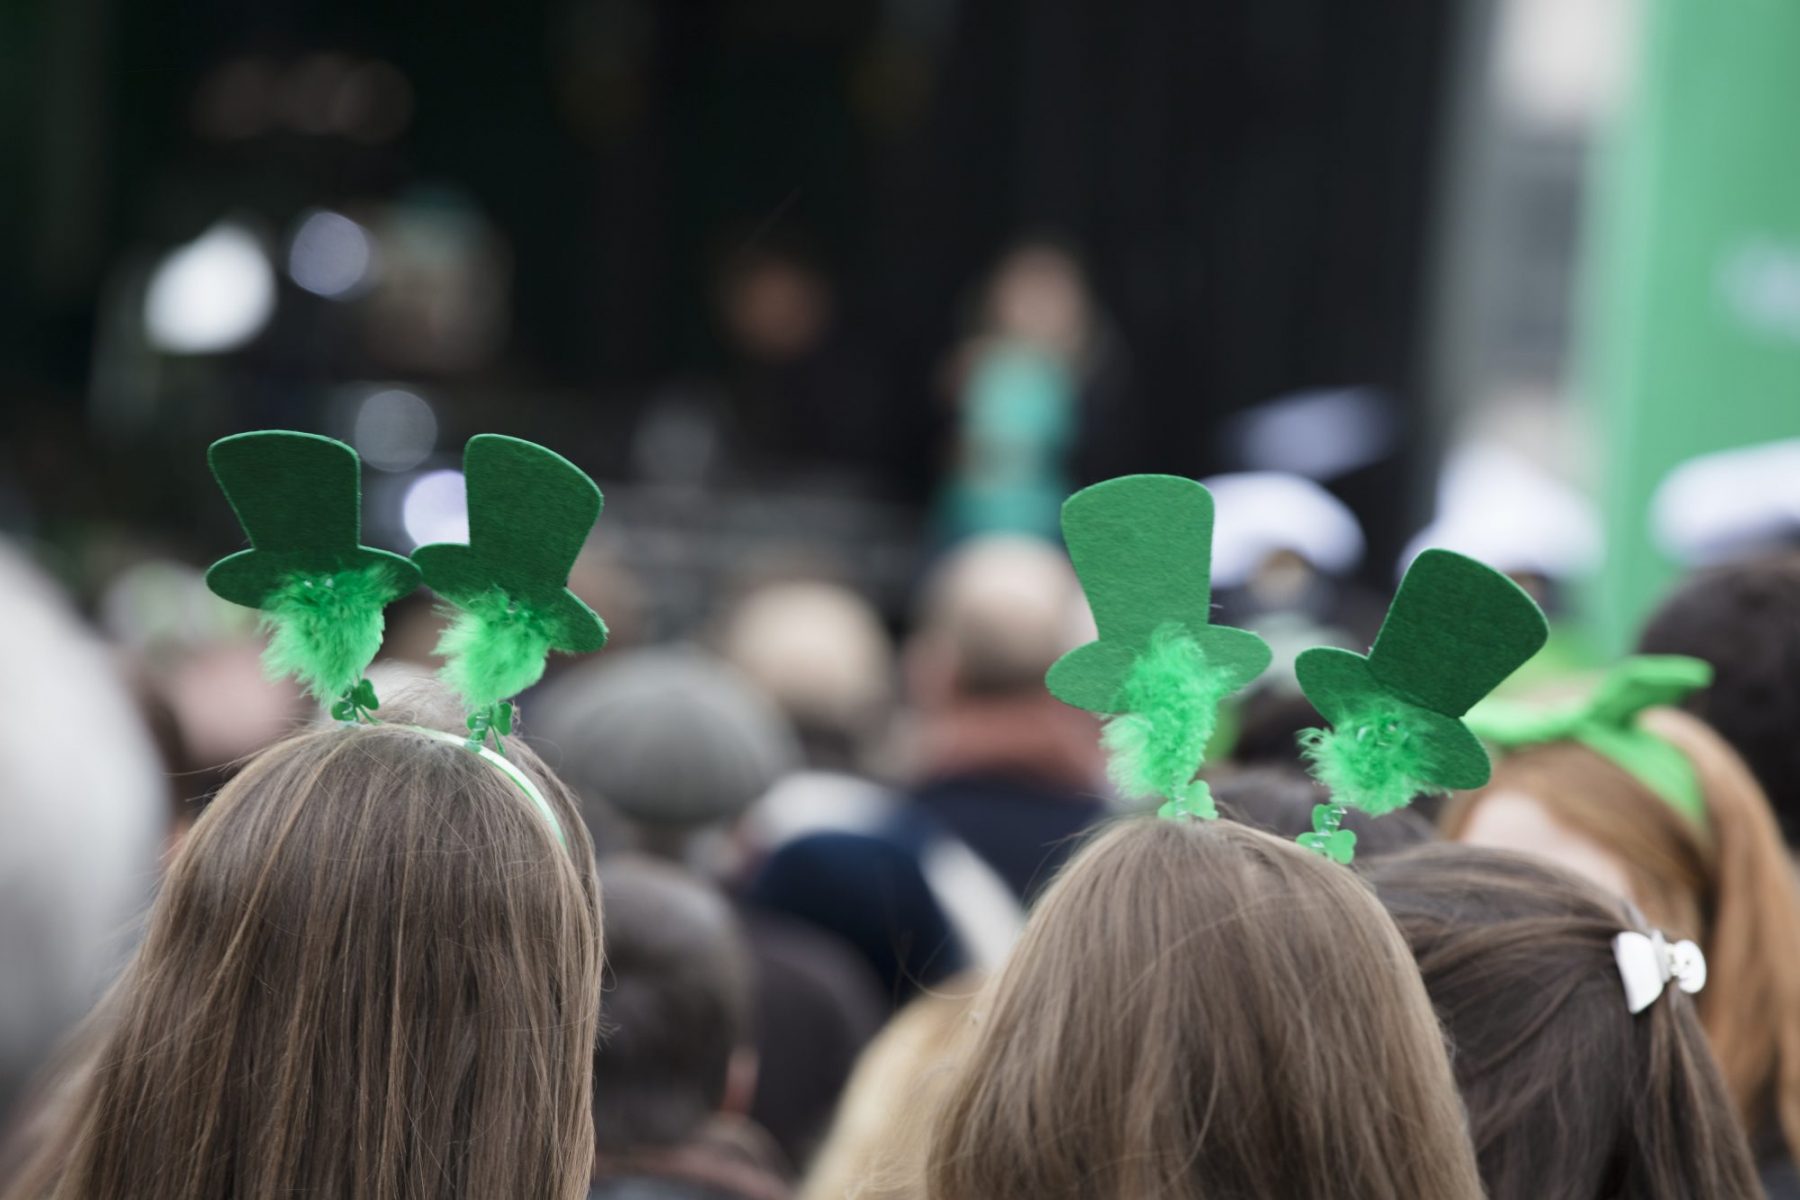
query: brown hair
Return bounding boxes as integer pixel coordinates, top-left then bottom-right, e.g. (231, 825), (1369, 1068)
(1365, 844), (1761, 1199)
(1443, 707), (1800, 1163)
(925, 818), (1483, 1200)
(6, 718), (603, 1200)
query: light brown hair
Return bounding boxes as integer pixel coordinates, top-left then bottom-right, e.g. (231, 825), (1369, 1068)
(6, 719), (603, 1200)
(925, 818), (1483, 1200)
(1444, 706), (1800, 1164)
(1366, 844), (1761, 1199)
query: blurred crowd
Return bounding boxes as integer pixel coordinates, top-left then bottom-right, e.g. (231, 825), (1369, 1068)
(7, 471), (1800, 1196)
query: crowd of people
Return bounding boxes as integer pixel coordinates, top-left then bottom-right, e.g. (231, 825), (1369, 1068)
(5, 507), (1800, 1199)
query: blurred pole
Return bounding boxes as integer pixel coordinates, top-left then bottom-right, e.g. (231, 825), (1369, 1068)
(1581, 0), (1800, 651)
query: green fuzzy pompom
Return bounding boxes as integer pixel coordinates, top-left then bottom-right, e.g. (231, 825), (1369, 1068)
(261, 564), (400, 704)
(1298, 702), (1440, 816)
(1101, 625), (1233, 816)
(434, 589), (557, 710)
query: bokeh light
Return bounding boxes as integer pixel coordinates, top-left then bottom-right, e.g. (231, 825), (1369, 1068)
(143, 221), (276, 354)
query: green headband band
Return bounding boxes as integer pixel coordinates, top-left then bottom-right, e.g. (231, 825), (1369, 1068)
(400, 725), (567, 846)
(1465, 655), (1713, 826)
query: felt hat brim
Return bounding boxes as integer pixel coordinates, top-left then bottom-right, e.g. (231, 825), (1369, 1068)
(206, 546), (420, 610)
(412, 542), (607, 653)
(1049, 624), (1272, 714)
(1295, 646), (1493, 790)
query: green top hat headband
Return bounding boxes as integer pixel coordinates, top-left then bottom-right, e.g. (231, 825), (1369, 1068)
(1292, 549), (1549, 862)
(1047, 474), (1272, 819)
(207, 431), (421, 712)
(1466, 655), (1713, 826)
(413, 434), (608, 743)
(205, 430), (610, 842)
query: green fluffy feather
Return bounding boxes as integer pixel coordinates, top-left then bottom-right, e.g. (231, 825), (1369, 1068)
(1299, 701), (1438, 815)
(434, 589), (557, 709)
(262, 564), (399, 703)
(1101, 625), (1233, 817)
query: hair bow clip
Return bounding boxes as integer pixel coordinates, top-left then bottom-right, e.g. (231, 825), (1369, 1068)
(1613, 928), (1707, 1014)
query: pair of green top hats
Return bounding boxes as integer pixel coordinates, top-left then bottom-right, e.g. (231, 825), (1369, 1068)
(1049, 474), (1551, 862)
(207, 429), (607, 744)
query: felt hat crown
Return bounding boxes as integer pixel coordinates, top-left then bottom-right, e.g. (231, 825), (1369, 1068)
(411, 434), (606, 653)
(1296, 548), (1548, 790)
(206, 431), (420, 607)
(1047, 474), (1270, 713)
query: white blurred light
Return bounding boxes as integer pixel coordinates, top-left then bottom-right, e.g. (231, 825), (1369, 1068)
(1402, 443), (1601, 579)
(143, 222), (276, 354)
(400, 469), (468, 548)
(352, 388), (436, 471)
(1203, 472), (1366, 588)
(1225, 388), (1397, 481)
(1654, 439), (1800, 565)
(288, 209), (376, 298)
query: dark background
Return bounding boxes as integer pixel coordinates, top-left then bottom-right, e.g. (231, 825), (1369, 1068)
(0, 0), (1455, 609)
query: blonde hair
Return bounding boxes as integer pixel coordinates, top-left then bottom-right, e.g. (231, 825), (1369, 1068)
(8, 719), (603, 1200)
(1444, 706), (1800, 1162)
(801, 977), (981, 1200)
(926, 819), (1483, 1199)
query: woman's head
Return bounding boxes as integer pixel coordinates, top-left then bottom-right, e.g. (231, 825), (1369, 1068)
(1446, 707), (1800, 1162)
(1364, 844), (1759, 1199)
(18, 716), (603, 1200)
(926, 818), (1482, 1200)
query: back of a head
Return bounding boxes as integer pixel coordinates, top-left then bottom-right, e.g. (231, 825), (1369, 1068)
(926, 818), (1482, 1200)
(1638, 553), (1800, 842)
(531, 645), (798, 847)
(1363, 844), (1759, 1200)
(1447, 709), (1800, 1163)
(715, 581), (894, 769)
(914, 536), (1085, 696)
(592, 856), (751, 1156)
(15, 716), (602, 1200)
(0, 548), (165, 1124)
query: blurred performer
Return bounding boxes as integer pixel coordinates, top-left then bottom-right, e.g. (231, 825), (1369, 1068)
(937, 240), (1125, 541)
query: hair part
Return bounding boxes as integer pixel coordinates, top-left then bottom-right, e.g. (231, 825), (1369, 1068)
(926, 818), (1483, 1200)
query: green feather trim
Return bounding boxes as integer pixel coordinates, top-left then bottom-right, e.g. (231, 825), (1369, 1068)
(434, 589), (557, 709)
(261, 564), (399, 704)
(1298, 701), (1439, 816)
(1101, 625), (1232, 817)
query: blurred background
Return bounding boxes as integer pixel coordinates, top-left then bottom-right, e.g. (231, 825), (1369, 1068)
(5, 1), (1800, 1185)
(1, 0), (1797, 732)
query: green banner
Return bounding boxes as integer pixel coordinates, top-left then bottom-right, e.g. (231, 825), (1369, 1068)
(1583, 0), (1800, 652)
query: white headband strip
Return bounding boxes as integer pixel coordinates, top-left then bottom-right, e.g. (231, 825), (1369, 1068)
(403, 725), (567, 847)
(1613, 929), (1706, 1014)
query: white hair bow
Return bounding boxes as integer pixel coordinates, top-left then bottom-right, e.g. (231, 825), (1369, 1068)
(1612, 929), (1707, 1014)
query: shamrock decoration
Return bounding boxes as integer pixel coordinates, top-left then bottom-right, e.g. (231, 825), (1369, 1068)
(329, 678), (382, 724)
(1046, 475), (1272, 817)
(1296, 803), (1357, 865)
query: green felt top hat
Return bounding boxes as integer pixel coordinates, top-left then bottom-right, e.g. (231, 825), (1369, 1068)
(206, 430), (419, 608)
(411, 434), (606, 653)
(1295, 549), (1548, 790)
(1048, 474), (1271, 713)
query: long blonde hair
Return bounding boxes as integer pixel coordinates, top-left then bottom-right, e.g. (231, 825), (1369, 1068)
(926, 819), (1483, 1199)
(7, 719), (604, 1200)
(1444, 706), (1800, 1162)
